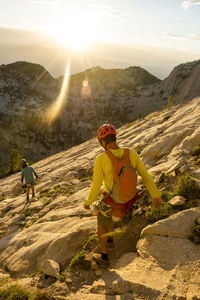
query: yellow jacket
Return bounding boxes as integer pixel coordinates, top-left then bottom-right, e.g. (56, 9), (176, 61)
(85, 148), (161, 206)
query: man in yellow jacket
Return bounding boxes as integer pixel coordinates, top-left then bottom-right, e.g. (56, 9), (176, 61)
(84, 124), (162, 267)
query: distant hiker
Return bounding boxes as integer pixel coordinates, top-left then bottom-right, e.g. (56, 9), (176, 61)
(21, 159), (38, 201)
(84, 124), (162, 267)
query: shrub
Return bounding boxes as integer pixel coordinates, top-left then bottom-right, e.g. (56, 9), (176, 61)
(8, 149), (22, 174)
(161, 191), (174, 202)
(0, 160), (8, 179)
(162, 114), (172, 123)
(145, 202), (172, 223)
(59, 234), (97, 280)
(0, 284), (29, 300)
(191, 217), (200, 244)
(0, 149), (22, 179)
(175, 175), (200, 199)
(32, 290), (55, 300)
(168, 94), (175, 106)
(192, 145), (200, 156)
(0, 196), (5, 202)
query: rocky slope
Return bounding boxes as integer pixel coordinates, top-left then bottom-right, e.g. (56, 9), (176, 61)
(0, 97), (199, 299)
(0, 60), (200, 163)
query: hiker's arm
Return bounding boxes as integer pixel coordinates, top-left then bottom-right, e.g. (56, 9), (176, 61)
(32, 167), (38, 179)
(131, 150), (161, 199)
(21, 170), (24, 183)
(84, 156), (104, 207)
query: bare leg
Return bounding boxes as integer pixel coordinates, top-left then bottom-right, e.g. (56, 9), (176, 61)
(31, 185), (34, 194)
(97, 224), (107, 254)
(97, 220), (114, 254)
(26, 187), (30, 201)
(26, 187), (30, 197)
(108, 220), (114, 235)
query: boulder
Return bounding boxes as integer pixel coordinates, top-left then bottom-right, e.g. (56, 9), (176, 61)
(141, 207), (200, 239)
(169, 196), (186, 206)
(115, 252), (137, 269)
(40, 259), (60, 277)
(137, 234), (200, 268)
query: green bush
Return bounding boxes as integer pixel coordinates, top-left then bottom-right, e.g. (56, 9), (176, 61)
(161, 191), (174, 202)
(59, 234), (97, 280)
(175, 175), (200, 199)
(0, 284), (29, 300)
(8, 149), (22, 174)
(191, 217), (200, 244)
(192, 145), (200, 156)
(0, 196), (5, 202)
(168, 94), (175, 106)
(0, 160), (8, 179)
(32, 290), (54, 300)
(145, 202), (172, 223)
(0, 149), (22, 179)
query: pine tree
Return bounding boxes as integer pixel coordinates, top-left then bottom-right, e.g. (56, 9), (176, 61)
(8, 149), (22, 174)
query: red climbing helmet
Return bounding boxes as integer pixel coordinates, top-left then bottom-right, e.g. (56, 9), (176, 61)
(97, 124), (117, 142)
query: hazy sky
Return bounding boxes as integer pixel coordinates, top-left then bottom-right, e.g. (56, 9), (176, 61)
(1, 0), (200, 52)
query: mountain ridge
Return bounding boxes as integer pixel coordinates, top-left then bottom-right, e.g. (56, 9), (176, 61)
(0, 59), (200, 164)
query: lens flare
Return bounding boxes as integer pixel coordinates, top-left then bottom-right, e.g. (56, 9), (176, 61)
(81, 79), (92, 98)
(46, 60), (71, 126)
(82, 80), (88, 88)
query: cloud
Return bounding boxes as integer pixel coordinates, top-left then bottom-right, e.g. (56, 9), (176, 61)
(88, 3), (129, 22)
(156, 31), (200, 40)
(157, 32), (184, 39)
(32, 0), (64, 6)
(181, 0), (200, 10)
(188, 33), (200, 39)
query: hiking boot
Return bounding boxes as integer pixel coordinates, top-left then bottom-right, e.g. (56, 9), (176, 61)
(92, 254), (110, 269)
(26, 195), (29, 202)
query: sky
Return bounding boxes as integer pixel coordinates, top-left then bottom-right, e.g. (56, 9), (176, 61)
(0, 0), (200, 78)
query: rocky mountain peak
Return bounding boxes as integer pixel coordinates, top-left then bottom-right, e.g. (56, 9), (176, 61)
(0, 59), (200, 163)
(162, 59), (200, 103)
(0, 61), (55, 84)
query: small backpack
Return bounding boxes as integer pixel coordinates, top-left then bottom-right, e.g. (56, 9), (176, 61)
(106, 148), (137, 203)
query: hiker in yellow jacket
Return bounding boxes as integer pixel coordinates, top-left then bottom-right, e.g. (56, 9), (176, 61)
(84, 124), (162, 267)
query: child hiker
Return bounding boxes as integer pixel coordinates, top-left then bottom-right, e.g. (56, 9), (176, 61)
(21, 159), (38, 201)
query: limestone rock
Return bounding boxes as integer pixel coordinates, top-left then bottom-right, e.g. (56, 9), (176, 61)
(141, 207), (200, 239)
(132, 208), (143, 216)
(1, 60), (200, 164)
(91, 261), (98, 271)
(0, 90), (200, 299)
(115, 252), (137, 269)
(95, 270), (102, 276)
(64, 171), (77, 181)
(137, 234), (200, 268)
(169, 195), (186, 206)
(40, 259), (60, 277)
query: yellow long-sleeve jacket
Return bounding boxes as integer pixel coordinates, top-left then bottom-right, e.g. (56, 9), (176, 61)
(85, 148), (161, 206)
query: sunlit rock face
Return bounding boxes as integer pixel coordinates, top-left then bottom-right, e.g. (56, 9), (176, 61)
(0, 59), (200, 161)
(0, 97), (200, 299)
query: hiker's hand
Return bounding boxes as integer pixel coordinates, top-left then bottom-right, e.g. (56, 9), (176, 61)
(84, 203), (90, 210)
(152, 197), (162, 209)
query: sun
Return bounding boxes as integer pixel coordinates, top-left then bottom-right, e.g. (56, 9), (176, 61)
(46, 11), (101, 51)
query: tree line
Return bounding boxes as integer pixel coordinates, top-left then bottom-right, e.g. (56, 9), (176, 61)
(0, 149), (22, 179)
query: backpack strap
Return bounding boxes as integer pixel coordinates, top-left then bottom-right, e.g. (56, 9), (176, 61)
(105, 148), (132, 183)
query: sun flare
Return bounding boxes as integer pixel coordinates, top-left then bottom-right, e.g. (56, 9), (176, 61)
(47, 11), (101, 51)
(46, 60), (71, 126)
